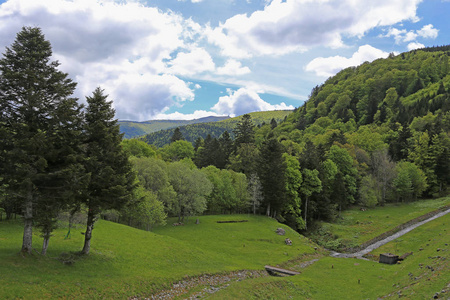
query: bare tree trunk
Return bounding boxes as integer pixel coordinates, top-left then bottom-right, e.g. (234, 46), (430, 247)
(304, 196), (309, 230)
(21, 188), (33, 254)
(266, 203), (270, 217)
(82, 210), (96, 255)
(42, 232), (50, 255)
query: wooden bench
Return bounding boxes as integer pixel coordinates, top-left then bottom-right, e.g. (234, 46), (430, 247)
(264, 265), (300, 276)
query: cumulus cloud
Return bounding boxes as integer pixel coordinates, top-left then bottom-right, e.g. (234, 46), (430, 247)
(167, 48), (215, 76)
(417, 24), (439, 39)
(205, 0), (422, 58)
(383, 24), (439, 47)
(212, 88), (294, 116)
(407, 42), (425, 51)
(0, 0), (198, 121)
(305, 45), (390, 78)
(217, 59), (251, 76)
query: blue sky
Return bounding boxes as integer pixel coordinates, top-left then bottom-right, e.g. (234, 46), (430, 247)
(0, 0), (448, 121)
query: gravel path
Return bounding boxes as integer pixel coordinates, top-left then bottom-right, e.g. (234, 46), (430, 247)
(142, 270), (267, 300)
(330, 208), (450, 259)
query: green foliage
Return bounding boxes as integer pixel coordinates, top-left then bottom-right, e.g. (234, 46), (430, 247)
(121, 139), (157, 158)
(167, 159), (213, 222)
(159, 140), (195, 162)
(393, 161), (427, 202)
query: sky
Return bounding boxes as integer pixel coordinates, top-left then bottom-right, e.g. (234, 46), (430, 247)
(0, 0), (448, 121)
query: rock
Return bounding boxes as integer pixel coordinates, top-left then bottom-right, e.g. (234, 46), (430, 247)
(196, 218), (200, 224)
(276, 228), (286, 235)
(285, 238), (292, 245)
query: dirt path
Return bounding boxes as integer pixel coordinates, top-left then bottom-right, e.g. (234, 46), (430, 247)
(330, 207), (450, 259)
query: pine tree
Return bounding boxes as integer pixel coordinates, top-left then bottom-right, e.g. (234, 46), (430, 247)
(0, 27), (84, 254)
(171, 127), (184, 143)
(233, 114), (255, 149)
(81, 88), (135, 255)
(257, 134), (285, 217)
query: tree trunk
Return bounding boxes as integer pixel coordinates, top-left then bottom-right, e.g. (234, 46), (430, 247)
(21, 189), (33, 254)
(266, 203), (270, 217)
(304, 196), (308, 231)
(82, 210), (96, 255)
(42, 232), (50, 255)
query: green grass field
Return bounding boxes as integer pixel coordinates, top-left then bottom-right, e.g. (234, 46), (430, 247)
(0, 214), (316, 299)
(312, 196), (450, 250)
(1, 198), (448, 299)
(210, 213), (450, 300)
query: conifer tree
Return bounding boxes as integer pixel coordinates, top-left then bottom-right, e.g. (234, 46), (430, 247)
(171, 127), (184, 143)
(0, 27), (84, 254)
(233, 114), (255, 149)
(81, 88), (135, 255)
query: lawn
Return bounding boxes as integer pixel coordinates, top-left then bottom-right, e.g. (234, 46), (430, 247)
(313, 196), (450, 250)
(0, 214), (317, 299)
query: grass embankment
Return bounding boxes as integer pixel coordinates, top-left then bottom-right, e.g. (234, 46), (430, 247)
(210, 211), (450, 299)
(0, 214), (317, 299)
(311, 196), (450, 250)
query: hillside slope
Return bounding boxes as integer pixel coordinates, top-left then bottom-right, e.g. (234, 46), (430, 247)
(0, 214), (315, 299)
(119, 116), (230, 139)
(141, 110), (293, 147)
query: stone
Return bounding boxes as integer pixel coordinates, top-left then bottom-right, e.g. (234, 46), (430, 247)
(276, 228), (286, 235)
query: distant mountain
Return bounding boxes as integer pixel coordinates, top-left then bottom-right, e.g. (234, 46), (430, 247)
(119, 116), (230, 139)
(141, 110), (293, 147)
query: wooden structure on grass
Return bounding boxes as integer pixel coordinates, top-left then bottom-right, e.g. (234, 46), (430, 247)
(265, 265), (300, 276)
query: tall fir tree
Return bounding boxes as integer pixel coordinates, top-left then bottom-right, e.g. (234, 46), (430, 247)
(170, 127), (184, 143)
(81, 88), (135, 254)
(233, 114), (255, 150)
(0, 27), (84, 254)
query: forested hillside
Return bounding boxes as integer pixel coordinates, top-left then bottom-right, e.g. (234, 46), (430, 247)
(259, 46), (450, 229)
(141, 110), (293, 147)
(119, 116), (230, 139)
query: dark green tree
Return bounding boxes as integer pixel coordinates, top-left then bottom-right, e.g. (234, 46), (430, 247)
(0, 27), (84, 254)
(233, 114), (255, 149)
(170, 127), (184, 143)
(257, 135), (285, 217)
(81, 88), (135, 254)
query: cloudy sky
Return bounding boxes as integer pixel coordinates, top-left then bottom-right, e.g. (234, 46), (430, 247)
(0, 0), (448, 121)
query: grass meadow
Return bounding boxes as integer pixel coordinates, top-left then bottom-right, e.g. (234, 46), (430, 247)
(210, 212), (450, 299)
(0, 214), (316, 299)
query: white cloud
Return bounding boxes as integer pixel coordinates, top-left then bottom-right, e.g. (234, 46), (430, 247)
(205, 0), (422, 58)
(417, 24), (439, 39)
(384, 23), (439, 45)
(0, 0), (203, 121)
(217, 59), (251, 76)
(167, 48), (215, 76)
(305, 45), (390, 78)
(212, 88), (294, 116)
(407, 42), (425, 51)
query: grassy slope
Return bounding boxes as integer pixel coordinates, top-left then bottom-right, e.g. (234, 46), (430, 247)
(315, 197), (450, 249)
(0, 214), (316, 299)
(211, 207), (450, 300)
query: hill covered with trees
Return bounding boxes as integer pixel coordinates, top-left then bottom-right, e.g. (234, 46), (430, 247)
(118, 116), (230, 139)
(140, 110), (293, 147)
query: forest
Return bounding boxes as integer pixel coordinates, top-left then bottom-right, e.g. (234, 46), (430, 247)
(1, 26), (449, 256)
